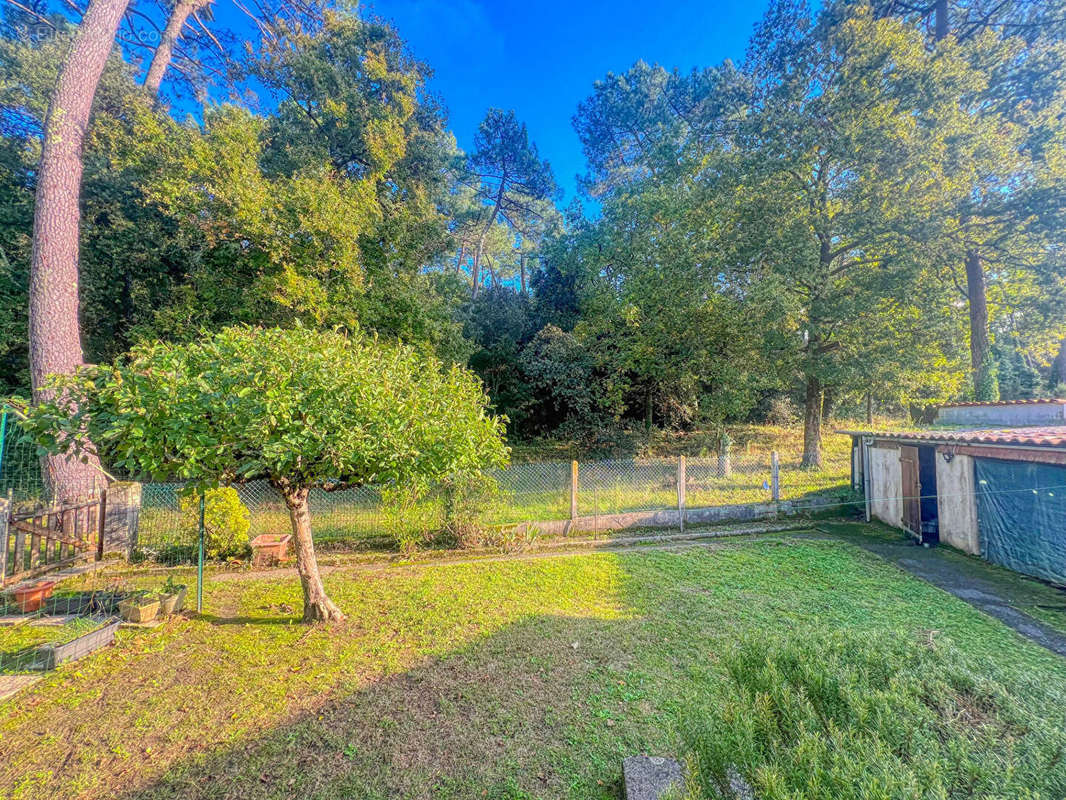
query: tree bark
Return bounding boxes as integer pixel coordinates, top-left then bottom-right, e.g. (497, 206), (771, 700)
(520, 254), (527, 294)
(30, 0), (129, 500)
(143, 0), (212, 96)
(1049, 337), (1066, 391)
(933, 0), (949, 40)
(865, 391), (873, 425)
(965, 250), (997, 400)
(801, 374), (823, 469)
(821, 386), (835, 427)
(277, 483), (345, 623)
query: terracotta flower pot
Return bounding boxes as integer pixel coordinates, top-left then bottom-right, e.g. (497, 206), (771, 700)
(12, 580), (57, 613)
(250, 534), (292, 568)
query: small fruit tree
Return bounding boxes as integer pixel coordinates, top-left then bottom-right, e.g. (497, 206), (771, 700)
(22, 326), (509, 622)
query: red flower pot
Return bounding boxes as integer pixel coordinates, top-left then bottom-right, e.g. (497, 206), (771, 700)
(250, 534), (292, 568)
(12, 580), (57, 613)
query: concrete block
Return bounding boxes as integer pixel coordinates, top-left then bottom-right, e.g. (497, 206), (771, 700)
(623, 755), (684, 800)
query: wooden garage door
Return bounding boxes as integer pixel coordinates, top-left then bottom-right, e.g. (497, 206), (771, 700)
(899, 445), (920, 536)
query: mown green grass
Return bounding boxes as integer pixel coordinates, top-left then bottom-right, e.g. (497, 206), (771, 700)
(2, 529), (1063, 800)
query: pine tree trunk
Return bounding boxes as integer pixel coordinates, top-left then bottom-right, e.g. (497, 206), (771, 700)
(933, 0), (949, 40)
(965, 250), (996, 401)
(471, 248), (482, 299)
(520, 254), (527, 294)
(143, 0), (211, 96)
(1049, 337), (1066, 391)
(277, 483), (345, 623)
(29, 0), (129, 500)
(801, 375), (823, 469)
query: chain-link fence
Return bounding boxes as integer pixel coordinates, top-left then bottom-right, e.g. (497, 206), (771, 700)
(2, 403), (856, 567)
(0, 404), (857, 675)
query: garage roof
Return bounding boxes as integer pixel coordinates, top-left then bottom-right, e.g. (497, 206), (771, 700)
(837, 426), (1066, 448)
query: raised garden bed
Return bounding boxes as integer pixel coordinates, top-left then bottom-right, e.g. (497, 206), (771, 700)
(38, 619), (119, 670)
(0, 616), (119, 673)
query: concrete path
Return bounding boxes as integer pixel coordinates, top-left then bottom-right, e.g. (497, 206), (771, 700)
(809, 526), (1066, 657)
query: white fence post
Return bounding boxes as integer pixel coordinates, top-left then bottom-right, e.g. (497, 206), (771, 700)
(570, 460), (579, 523)
(677, 455), (686, 533)
(771, 451), (781, 503)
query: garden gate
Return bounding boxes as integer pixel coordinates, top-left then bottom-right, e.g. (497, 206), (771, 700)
(0, 490), (106, 587)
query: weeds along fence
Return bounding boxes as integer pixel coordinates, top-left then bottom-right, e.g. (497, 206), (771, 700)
(125, 451), (857, 563)
(1, 408), (857, 568)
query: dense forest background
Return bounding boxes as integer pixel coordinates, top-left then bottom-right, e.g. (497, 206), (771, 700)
(2, 0), (1066, 468)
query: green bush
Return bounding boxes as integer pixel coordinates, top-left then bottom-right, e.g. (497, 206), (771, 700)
(178, 487), (251, 560)
(440, 472), (507, 549)
(380, 483), (443, 555)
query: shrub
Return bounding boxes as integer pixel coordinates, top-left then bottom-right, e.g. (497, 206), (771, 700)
(178, 487), (251, 560)
(764, 395), (799, 426)
(380, 483), (443, 555)
(440, 473), (505, 548)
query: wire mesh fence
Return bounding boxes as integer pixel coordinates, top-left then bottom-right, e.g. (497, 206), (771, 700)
(0, 402), (857, 674)
(1, 402), (857, 568)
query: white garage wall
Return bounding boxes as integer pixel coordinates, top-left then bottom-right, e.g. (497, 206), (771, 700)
(869, 444), (903, 529)
(935, 452), (980, 554)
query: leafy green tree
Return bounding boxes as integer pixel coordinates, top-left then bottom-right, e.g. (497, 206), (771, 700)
(877, 0), (1066, 400)
(20, 326), (508, 622)
(725, 3), (996, 464)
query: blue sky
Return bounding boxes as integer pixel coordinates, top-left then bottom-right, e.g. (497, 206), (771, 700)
(361, 0), (768, 202)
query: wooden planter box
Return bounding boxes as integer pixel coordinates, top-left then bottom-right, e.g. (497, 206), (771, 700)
(39, 619), (120, 670)
(118, 595), (160, 623)
(158, 586), (187, 616)
(11, 580), (58, 613)
(250, 534), (292, 568)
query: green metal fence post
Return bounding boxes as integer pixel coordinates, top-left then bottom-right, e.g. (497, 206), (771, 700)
(197, 492), (205, 613)
(0, 405), (8, 485)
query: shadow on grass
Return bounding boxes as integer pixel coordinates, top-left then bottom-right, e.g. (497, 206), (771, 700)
(114, 613), (648, 800)
(194, 614), (304, 626)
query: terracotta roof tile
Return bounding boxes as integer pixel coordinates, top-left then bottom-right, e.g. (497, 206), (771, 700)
(939, 399), (1066, 408)
(837, 426), (1066, 448)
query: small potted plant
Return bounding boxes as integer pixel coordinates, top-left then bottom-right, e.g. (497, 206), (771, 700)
(117, 590), (161, 623)
(157, 575), (187, 616)
(11, 580), (57, 613)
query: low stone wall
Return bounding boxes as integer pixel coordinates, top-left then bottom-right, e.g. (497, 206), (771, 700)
(519, 499), (835, 537)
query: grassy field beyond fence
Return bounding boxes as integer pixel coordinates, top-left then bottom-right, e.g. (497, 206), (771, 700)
(134, 446), (854, 559)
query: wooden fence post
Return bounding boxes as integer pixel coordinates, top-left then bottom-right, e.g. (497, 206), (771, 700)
(570, 460), (579, 523)
(771, 451), (781, 503)
(677, 455), (686, 533)
(96, 487), (107, 562)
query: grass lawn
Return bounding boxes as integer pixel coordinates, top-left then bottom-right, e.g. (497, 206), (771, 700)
(2, 528), (1065, 799)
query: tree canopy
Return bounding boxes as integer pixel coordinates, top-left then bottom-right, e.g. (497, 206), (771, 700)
(21, 325), (508, 619)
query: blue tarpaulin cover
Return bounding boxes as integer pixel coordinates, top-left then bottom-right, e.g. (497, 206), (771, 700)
(975, 457), (1066, 585)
